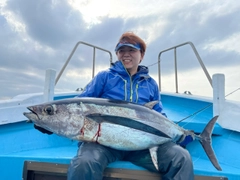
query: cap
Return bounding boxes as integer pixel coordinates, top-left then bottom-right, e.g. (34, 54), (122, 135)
(115, 41), (141, 52)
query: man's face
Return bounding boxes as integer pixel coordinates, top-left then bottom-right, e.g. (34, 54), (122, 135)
(116, 46), (143, 75)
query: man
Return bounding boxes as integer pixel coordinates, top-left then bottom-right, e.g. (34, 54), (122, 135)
(67, 32), (194, 180)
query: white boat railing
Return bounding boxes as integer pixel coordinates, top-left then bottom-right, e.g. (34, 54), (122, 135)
(157, 41), (212, 92)
(55, 41), (113, 85)
(44, 69), (56, 102)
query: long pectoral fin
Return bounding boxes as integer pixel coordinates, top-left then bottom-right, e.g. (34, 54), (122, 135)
(86, 113), (170, 138)
(149, 147), (159, 171)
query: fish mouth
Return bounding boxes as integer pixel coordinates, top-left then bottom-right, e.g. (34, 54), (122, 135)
(23, 107), (40, 122)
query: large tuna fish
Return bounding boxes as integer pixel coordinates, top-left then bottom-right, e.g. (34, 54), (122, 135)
(23, 97), (221, 171)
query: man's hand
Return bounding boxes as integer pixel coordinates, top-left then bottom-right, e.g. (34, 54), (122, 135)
(34, 124), (53, 135)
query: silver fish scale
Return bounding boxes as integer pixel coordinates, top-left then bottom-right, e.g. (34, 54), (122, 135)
(84, 102), (183, 134)
(78, 102), (183, 148)
(82, 102), (138, 118)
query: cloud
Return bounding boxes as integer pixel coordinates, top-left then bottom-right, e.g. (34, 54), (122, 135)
(204, 32), (240, 54)
(5, 0), (86, 47)
(0, 0), (240, 101)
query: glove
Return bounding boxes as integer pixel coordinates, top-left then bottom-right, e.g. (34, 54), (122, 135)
(177, 131), (195, 148)
(34, 124), (53, 135)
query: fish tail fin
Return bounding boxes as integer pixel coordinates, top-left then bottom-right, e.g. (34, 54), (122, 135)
(199, 115), (222, 171)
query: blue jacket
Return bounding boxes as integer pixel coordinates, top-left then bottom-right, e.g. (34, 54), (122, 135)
(77, 61), (165, 115)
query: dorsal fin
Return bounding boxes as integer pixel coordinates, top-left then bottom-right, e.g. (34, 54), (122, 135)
(144, 101), (159, 109)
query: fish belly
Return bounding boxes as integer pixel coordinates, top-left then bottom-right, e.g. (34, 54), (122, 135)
(96, 123), (172, 150)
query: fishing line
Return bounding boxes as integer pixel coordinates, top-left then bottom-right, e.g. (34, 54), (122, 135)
(225, 87), (240, 98)
(176, 87), (240, 124)
(146, 61), (158, 68)
(146, 61), (240, 123)
(175, 104), (212, 124)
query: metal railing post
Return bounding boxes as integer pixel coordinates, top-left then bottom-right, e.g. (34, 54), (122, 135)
(44, 69), (56, 102)
(92, 47), (96, 79)
(55, 41), (112, 85)
(174, 48), (178, 93)
(158, 42), (212, 92)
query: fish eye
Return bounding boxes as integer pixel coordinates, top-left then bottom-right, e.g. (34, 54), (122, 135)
(44, 105), (54, 115)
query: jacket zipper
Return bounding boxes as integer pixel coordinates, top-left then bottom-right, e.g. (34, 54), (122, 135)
(129, 76), (133, 102)
(121, 62), (134, 102)
(124, 79), (127, 101)
(135, 83), (139, 103)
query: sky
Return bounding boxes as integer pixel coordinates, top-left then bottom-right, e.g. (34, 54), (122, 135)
(0, 0), (240, 101)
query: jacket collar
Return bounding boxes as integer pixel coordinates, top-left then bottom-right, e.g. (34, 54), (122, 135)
(110, 61), (150, 78)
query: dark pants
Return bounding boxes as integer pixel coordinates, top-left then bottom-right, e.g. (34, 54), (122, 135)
(67, 142), (194, 180)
